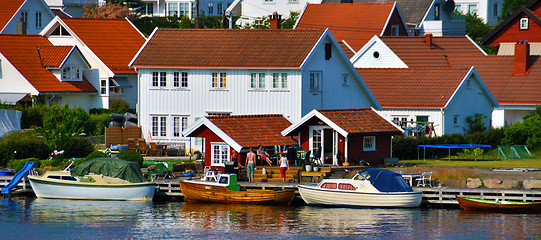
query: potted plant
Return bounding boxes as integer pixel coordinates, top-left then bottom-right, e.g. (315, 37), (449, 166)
(304, 159), (313, 172)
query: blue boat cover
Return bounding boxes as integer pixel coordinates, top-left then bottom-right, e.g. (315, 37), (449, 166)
(358, 168), (413, 193)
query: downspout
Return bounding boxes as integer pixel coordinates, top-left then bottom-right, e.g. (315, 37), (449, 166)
(344, 137), (349, 163)
(440, 108), (445, 135)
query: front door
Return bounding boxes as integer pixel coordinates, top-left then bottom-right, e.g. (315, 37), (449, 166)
(309, 126), (338, 165)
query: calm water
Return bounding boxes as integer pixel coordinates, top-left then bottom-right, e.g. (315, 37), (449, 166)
(2, 197), (541, 240)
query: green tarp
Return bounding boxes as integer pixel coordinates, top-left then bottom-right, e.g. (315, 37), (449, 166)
(70, 158), (146, 183)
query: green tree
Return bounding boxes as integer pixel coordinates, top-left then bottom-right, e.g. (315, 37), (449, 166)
(522, 105), (541, 120)
(465, 13), (496, 54)
(109, 98), (130, 114)
(464, 113), (488, 134)
(499, 0), (530, 24)
(502, 115), (541, 149)
(35, 104), (90, 151)
(179, 15), (194, 28)
(281, 12), (300, 29)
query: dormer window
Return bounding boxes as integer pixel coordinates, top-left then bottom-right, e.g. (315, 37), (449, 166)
(61, 66), (81, 81)
(520, 18), (529, 30)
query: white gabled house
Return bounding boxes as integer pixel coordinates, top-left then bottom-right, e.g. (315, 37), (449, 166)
(130, 28), (380, 148)
(0, 34), (98, 108)
(40, 16), (146, 109)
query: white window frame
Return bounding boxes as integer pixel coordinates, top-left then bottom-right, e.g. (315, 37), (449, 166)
(181, 72), (188, 88)
(173, 72), (180, 87)
(468, 4), (477, 15)
(159, 71), (167, 87)
(173, 116), (188, 137)
(363, 136), (376, 151)
(151, 115), (167, 138)
(152, 72), (159, 87)
(211, 143), (229, 167)
(212, 72), (227, 89)
(251, 72), (265, 89)
(208, 2), (214, 14)
(520, 18), (529, 30)
(100, 79), (107, 95)
(272, 72), (288, 89)
(309, 71), (321, 91)
(62, 66), (71, 80)
(35, 12), (42, 28)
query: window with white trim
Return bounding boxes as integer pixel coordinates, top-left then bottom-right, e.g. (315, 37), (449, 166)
(212, 72), (227, 88)
(173, 72), (188, 88)
(520, 18), (529, 30)
(152, 116), (167, 137)
(208, 2), (214, 14)
(468, 5), (477, 15)
(173, 116), (188, 137)
(101, 79), (107, 95)
(173, 72), (180, 87)
(159, 72), (166, 87)
(152, 72), (159, 87)
(211, 143), (229, 166)
(363, 136), (376, 151)
(453, 115), (459, 126)
(272, 73), (287, 89)
(35, 12), (42, 28)
(22, 11), (28, 23)
(309, 71), (321, 90)
(61, 66), (81, 81)
(251, 72), (265, 89)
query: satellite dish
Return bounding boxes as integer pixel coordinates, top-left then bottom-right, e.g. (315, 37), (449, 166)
(444, 0), (456, 13)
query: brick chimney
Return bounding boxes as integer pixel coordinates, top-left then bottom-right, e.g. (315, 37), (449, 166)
(16, 13), (27, 35)
(269, 12), (281, 30)
(512, 40), (530, 76)
(425, 33), (432, 47)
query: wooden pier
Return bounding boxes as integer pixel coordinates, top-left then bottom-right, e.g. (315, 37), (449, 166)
(4, 175), (541, 206)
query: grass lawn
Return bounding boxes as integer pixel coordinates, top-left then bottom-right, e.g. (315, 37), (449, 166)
(400, 147), (541, 169)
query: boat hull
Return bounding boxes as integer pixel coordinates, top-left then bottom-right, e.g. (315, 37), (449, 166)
(298, 184), (422, 208)
(179, 180), (295, 204)
(457, 196), (541, 212)
(28, 176), (155, 201)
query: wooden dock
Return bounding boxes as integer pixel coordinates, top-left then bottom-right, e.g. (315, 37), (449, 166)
(4, 175), (541, 206)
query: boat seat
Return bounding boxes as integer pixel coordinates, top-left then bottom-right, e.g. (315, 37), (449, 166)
(416, 172), (432, 187)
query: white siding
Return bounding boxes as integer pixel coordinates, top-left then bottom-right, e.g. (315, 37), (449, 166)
(445, 75), (495, 134)
(0, 53), (38, 95)
(234, 0), (322, 26)
(352, 38), (407, 68)
(378, 109), (443, 136)
(454, 0), (502, 26)
(138, 68), (302, 142)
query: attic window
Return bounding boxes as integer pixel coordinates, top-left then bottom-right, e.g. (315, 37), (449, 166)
(373, 51), (380, 59)
(325, 43), (332, 60)
(51, 25), (71, 36)
(520, 18), (529, 30)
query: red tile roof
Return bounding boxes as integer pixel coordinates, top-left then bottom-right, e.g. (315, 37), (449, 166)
(38, 46), (73, 68)
(318, 108), (402, 134)
(380, 36), (485, 68)
(449, 55), (541, 105)
(357, 68), (472, 108)
(61, 18), (145, 74)
(0, 34), (96, 93)
(131, 28), (325, 68)
(208, 114), (296, 148)
(0, 0), (25, 32)
(296, 3), (395, 51)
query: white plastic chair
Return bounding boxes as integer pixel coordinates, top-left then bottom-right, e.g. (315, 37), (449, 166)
(416, 172), (432, 187)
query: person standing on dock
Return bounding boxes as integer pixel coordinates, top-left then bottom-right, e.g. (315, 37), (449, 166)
(279, 154), (289, 183)
(247, 148), (256, 182)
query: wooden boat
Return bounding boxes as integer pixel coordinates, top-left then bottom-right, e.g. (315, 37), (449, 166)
(456, 196), (541, 212)
(28, 158), (155, 201)
(179, 174), (295, 204)
(298, 168), (422, 208)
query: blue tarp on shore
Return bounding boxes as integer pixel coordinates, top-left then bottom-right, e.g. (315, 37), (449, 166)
(417, 144), (491, 149)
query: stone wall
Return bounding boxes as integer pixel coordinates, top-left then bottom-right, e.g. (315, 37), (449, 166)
(466, 178), (541, 189)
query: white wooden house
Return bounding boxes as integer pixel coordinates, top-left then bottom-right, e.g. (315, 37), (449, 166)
(0, 35), (98, 108)
(0, 0), (55, 34)
(226, 0), (322, 26)
(130, 28), (380, 148)
(40, 16), (146, 109)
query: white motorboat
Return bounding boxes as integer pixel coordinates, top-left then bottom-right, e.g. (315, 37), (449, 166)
(298, 168), (422, 208)
(28, 158), (155, 201)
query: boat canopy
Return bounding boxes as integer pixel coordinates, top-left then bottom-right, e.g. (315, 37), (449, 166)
(70, 158), (146, 183)
(357, 168), (413, 192)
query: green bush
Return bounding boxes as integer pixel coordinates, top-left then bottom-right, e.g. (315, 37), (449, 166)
(62, 137), (95, 159)
(0, 131), (51, 167)
(84, 151), (107, 163)
(7, 158), (39, 172)
(87, 113), (110, 136)
(392, 128), (506, 160)
(502, 115), (541, 149)
(109, 98), (130, 114)
(35, 104), (90, 151)
(119, 150), (143, 167)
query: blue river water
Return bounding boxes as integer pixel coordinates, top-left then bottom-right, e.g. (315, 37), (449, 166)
(2, 197), (541, 240)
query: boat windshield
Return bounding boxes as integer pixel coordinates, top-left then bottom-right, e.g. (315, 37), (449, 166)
(354, 171), (369, 180)
(219, 176), (229, 184)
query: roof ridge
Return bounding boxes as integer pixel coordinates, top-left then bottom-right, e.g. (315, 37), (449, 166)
(208, 114), (284, 119)
(159, 28), (324, 32)
(66, 17), (126, 21)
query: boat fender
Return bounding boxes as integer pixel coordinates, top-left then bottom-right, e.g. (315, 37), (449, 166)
(262, 168), (267, 175)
